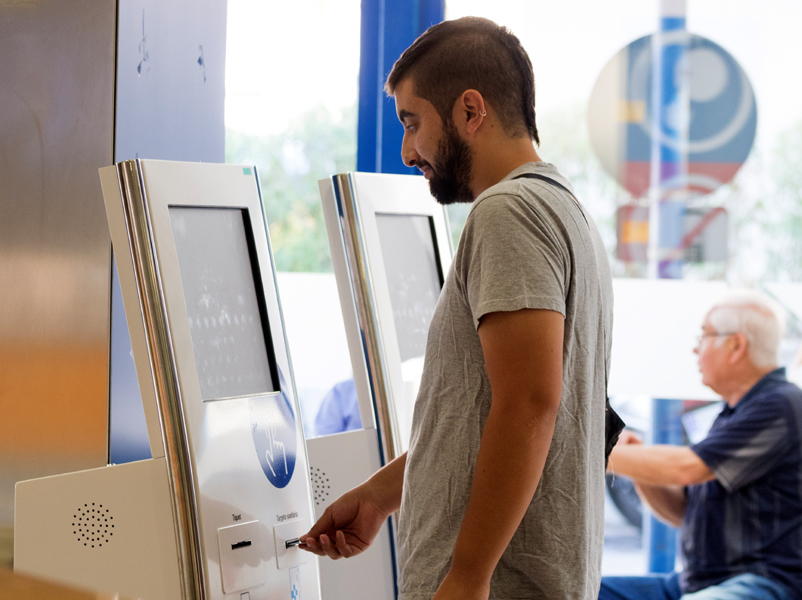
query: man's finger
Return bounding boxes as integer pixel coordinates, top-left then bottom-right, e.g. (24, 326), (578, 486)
(319, 533), (343, 560)
(299, 537), (325, 557)
(335, 529), (354, 558)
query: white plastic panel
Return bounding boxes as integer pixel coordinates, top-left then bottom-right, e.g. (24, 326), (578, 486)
(306, 429), (395, 600)
(14, 458), (181, 600)
(100, 166), (165, 459)
(273, 520), (310, 570)
(217, 521), (269, 594)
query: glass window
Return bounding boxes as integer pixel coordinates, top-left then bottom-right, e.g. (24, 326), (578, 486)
(225, 0), (360, 438)
(444, 0), (802, 576)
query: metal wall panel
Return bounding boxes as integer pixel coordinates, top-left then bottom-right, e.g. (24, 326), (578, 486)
(115, 0), (226, 163)
(0, 0), (117, 567)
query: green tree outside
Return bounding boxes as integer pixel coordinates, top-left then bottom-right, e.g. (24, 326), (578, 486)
(226, 105), (357, 272)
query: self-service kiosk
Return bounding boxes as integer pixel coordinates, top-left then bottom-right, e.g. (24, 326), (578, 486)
(14, 160), (320, 600)
(306, 173), (452, 600)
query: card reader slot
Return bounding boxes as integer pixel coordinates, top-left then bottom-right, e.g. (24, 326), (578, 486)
(231, 540), (252, 550)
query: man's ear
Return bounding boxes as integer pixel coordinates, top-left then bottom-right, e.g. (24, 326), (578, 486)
(728, 333), (750, 364)
(455, 89), (487, 135)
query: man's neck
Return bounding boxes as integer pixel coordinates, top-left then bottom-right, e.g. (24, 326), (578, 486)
(469, 136), (542, 199)
(721, 365), (776, 407)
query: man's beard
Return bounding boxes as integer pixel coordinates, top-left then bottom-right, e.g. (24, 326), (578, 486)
(425, 119), (474, 205)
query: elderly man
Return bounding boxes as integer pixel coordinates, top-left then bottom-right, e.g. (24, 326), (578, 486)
(601, 291), (802, 600)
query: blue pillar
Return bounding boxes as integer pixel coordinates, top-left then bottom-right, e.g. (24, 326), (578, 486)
(357, 0), (445, 174)
(647, 398), (684, 572)
(647, 0), (689, 573)
(650, 5), (689, 278)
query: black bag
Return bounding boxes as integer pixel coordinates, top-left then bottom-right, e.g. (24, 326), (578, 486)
(604, 397), (626, 467)
(513, 172), (626, 466)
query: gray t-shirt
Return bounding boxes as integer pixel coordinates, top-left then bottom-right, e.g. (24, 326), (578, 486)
(397, 162), (613, 600)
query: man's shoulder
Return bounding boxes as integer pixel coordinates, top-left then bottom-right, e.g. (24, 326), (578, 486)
(767, 380), (802, 427)
(715, 377), (802, 438)
(474, 162), (572, 206)
(468, 165), (575, 229)
(754, 376), (802, 412)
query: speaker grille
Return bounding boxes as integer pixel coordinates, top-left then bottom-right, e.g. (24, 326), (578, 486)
(309, 467), (330, 507)
(73, 503), (114, 548)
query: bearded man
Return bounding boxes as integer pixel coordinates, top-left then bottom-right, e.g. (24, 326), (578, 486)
(302, 16), (613, 600)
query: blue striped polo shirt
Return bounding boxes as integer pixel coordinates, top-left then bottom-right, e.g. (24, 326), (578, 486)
(681, 368), (802, 598)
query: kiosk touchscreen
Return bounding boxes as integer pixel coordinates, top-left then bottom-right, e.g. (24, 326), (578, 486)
(14, 160), (320, 600)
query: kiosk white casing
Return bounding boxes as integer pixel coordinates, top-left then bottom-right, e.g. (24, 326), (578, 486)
(15, 160), (320, 600)
(316, 172), (453, 462)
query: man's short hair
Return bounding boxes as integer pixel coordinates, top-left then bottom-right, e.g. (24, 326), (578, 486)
(708, 290), (787, 369)
(385, 16), (539, 144)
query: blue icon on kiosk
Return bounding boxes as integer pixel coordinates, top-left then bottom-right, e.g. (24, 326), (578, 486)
(250, 368), (297, 488)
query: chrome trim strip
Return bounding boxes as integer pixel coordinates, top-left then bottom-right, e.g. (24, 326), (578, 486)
(117, 160), (205, 600)
(105, 241), (114, 466)
(336, 173), (400, 464)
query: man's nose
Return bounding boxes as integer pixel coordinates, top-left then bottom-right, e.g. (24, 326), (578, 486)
(401, 136), (418, 168)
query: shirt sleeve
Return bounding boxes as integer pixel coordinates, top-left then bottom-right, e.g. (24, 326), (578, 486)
(691, 395), (793, 492)
(457, 192), (568, 329)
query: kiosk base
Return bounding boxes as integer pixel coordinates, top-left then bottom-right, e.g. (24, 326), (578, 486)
(15, 458), (182, 599)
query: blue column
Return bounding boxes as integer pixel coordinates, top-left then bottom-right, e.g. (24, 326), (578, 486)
(648, 0), (689, 573)
(357, 0), (445, 174)
(647, 398), (684, 572)
(650, 9), (689, 278)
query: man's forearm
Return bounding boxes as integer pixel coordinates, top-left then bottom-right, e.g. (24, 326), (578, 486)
(609, 444), (713, 487)
(633, 482), (687, 527)
(364, 451), (406, 515)
(448, 399), (558, 586)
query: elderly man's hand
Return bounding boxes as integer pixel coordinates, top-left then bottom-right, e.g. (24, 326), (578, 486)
(618, 430), (643, 445)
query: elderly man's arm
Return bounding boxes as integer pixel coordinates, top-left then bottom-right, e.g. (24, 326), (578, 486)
(608, 431), (712, 527)
(609, 433), (715, 487)
(632, 482), (687, 527)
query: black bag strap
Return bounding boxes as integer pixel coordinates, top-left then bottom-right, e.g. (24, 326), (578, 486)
(513, 172), (589, 227)
(513, 172), (625, 466)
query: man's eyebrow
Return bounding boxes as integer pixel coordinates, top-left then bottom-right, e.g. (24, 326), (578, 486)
(398, 109), (416, 121)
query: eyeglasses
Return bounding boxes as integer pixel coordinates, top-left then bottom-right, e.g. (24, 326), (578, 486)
(694, 331), (739, 348)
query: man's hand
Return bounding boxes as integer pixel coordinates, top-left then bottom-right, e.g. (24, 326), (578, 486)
(300, 484), (388, 559)
(301, 452), (406, 560)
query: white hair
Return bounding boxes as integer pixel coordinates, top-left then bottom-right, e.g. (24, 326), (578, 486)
(707, 290), (787, 369)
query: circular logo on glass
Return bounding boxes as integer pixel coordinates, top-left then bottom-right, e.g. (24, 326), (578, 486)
(249, 374), (297, 489)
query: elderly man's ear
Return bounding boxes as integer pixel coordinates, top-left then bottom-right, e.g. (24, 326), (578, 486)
(728, 333), (750, 364)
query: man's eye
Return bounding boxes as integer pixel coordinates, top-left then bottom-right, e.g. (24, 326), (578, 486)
(405, 123), (416, 132)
